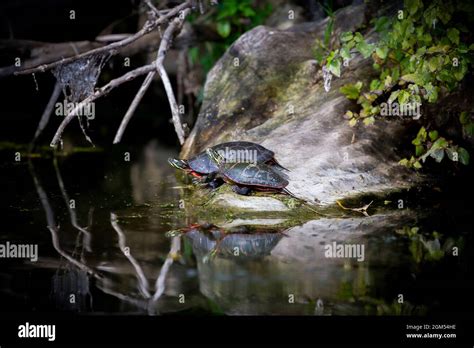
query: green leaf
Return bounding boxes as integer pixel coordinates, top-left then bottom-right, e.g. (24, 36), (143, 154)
(401, 73), (425, 85)
(375, 46), (389, 60)
(340, 46), (351, 60)
(326, 50), (335, 65)
(388, 90), (400, 104)
(447, 28), (460, 45)
(349, 118), (357, 127)
(431, 137), (449, 150)
(241, 7), (256, 17)
(464, 123), (474, 136)
(391, 66), (400, 83)
(344, 110), (353, 119)
(424, 82), (438, 103)
(216, 3), (239, 20)
(370, 79), (381, 91)
(399, 158), (409, 166)
(413, 160), (422, 169)
(363, 116), (375, 125)
(398, 90), (410, 104)
(405, 0), (422, 15)
(412, 126), (427, 145)
(340, 31), (354, 42)
(420, 137), (449, 162)
(339, 82), (362, 99)
(428, 57), (440, 72)
(328, 58), (341, 77)
(354, 32), (364, 43)
(427, 45), (450, 54)
(415, 145), (424, 156)
(429, 130), (439, 141)
(356, 39), (375, 58)
(460, 111), (469, 124)
(216, 21), (231, 38)
(458, 147), (470, 165)
(374, 16), (390, 32)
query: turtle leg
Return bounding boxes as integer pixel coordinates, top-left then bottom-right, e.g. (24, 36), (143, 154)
(232, 185), (252, 195)
(208, 177), (224, 189)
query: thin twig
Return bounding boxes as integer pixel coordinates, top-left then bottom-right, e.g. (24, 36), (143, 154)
(53, 158), (92, 251)
(113, 8), (190, 144)
(336, 200), (373, 217)
(111, 213), (151, 299)
(14, 0), (192, 76)
(113, 71), (156, 144)
(152, 236), (181, 301)
(31, 81), (62, 144)
(155, 9), (191, 145)
(144, 0), (162, 17)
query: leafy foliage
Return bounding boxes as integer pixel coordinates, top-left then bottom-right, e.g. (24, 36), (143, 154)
(188, 0), (272, 73)
(317, 0), (474, 168)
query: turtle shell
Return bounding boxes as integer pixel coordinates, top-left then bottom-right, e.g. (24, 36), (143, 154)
(185, 228), (283, 259)
(187, 151), (217, 174)
(187, 141), (276, 175)
(221, 162), (289, 189)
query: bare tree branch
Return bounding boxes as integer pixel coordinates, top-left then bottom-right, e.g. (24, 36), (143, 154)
(31, 81), (62, 144)
(113, 71), (156, 144)
(155, 8), (191, 145)
(113, 8), (190, 144)
(49, 63), (157, 147)
(49, 2), (192, 147)
(144, 0), (162, 18)
(14, 0), (192, 76)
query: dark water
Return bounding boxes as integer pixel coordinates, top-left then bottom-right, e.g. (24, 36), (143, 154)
(1, 141), (473, 316)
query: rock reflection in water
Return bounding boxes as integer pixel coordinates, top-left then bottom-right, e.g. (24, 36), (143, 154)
(182, 212), (433, 315)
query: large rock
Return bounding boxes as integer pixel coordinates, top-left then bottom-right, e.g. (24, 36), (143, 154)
(182, 4), (418, 206)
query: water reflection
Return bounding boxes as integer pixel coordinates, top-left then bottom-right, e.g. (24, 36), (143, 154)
(3, 141), (469, 315)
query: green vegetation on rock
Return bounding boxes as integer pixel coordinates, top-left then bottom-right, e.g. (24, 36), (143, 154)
(316, 0), (474, 169)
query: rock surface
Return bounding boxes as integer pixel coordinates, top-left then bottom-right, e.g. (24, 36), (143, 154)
(182, 3), (419, 207)
(210, 193), (289, 212)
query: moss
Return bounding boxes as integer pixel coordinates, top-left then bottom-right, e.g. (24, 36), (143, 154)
(178, 179), (345, 228)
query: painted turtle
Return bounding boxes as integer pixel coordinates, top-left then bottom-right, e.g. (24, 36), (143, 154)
(206, 148), (292, 196)
(168, 141), (287, 188)
(169, 223), (284, 259)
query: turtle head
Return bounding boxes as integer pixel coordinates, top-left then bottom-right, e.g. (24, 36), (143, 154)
(206, 148), (224, 166)
(168, 157), (190, 171)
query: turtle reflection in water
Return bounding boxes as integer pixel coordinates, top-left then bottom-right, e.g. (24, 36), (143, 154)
(168, 223), (286, 260)
(168, 141), (287, 189)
